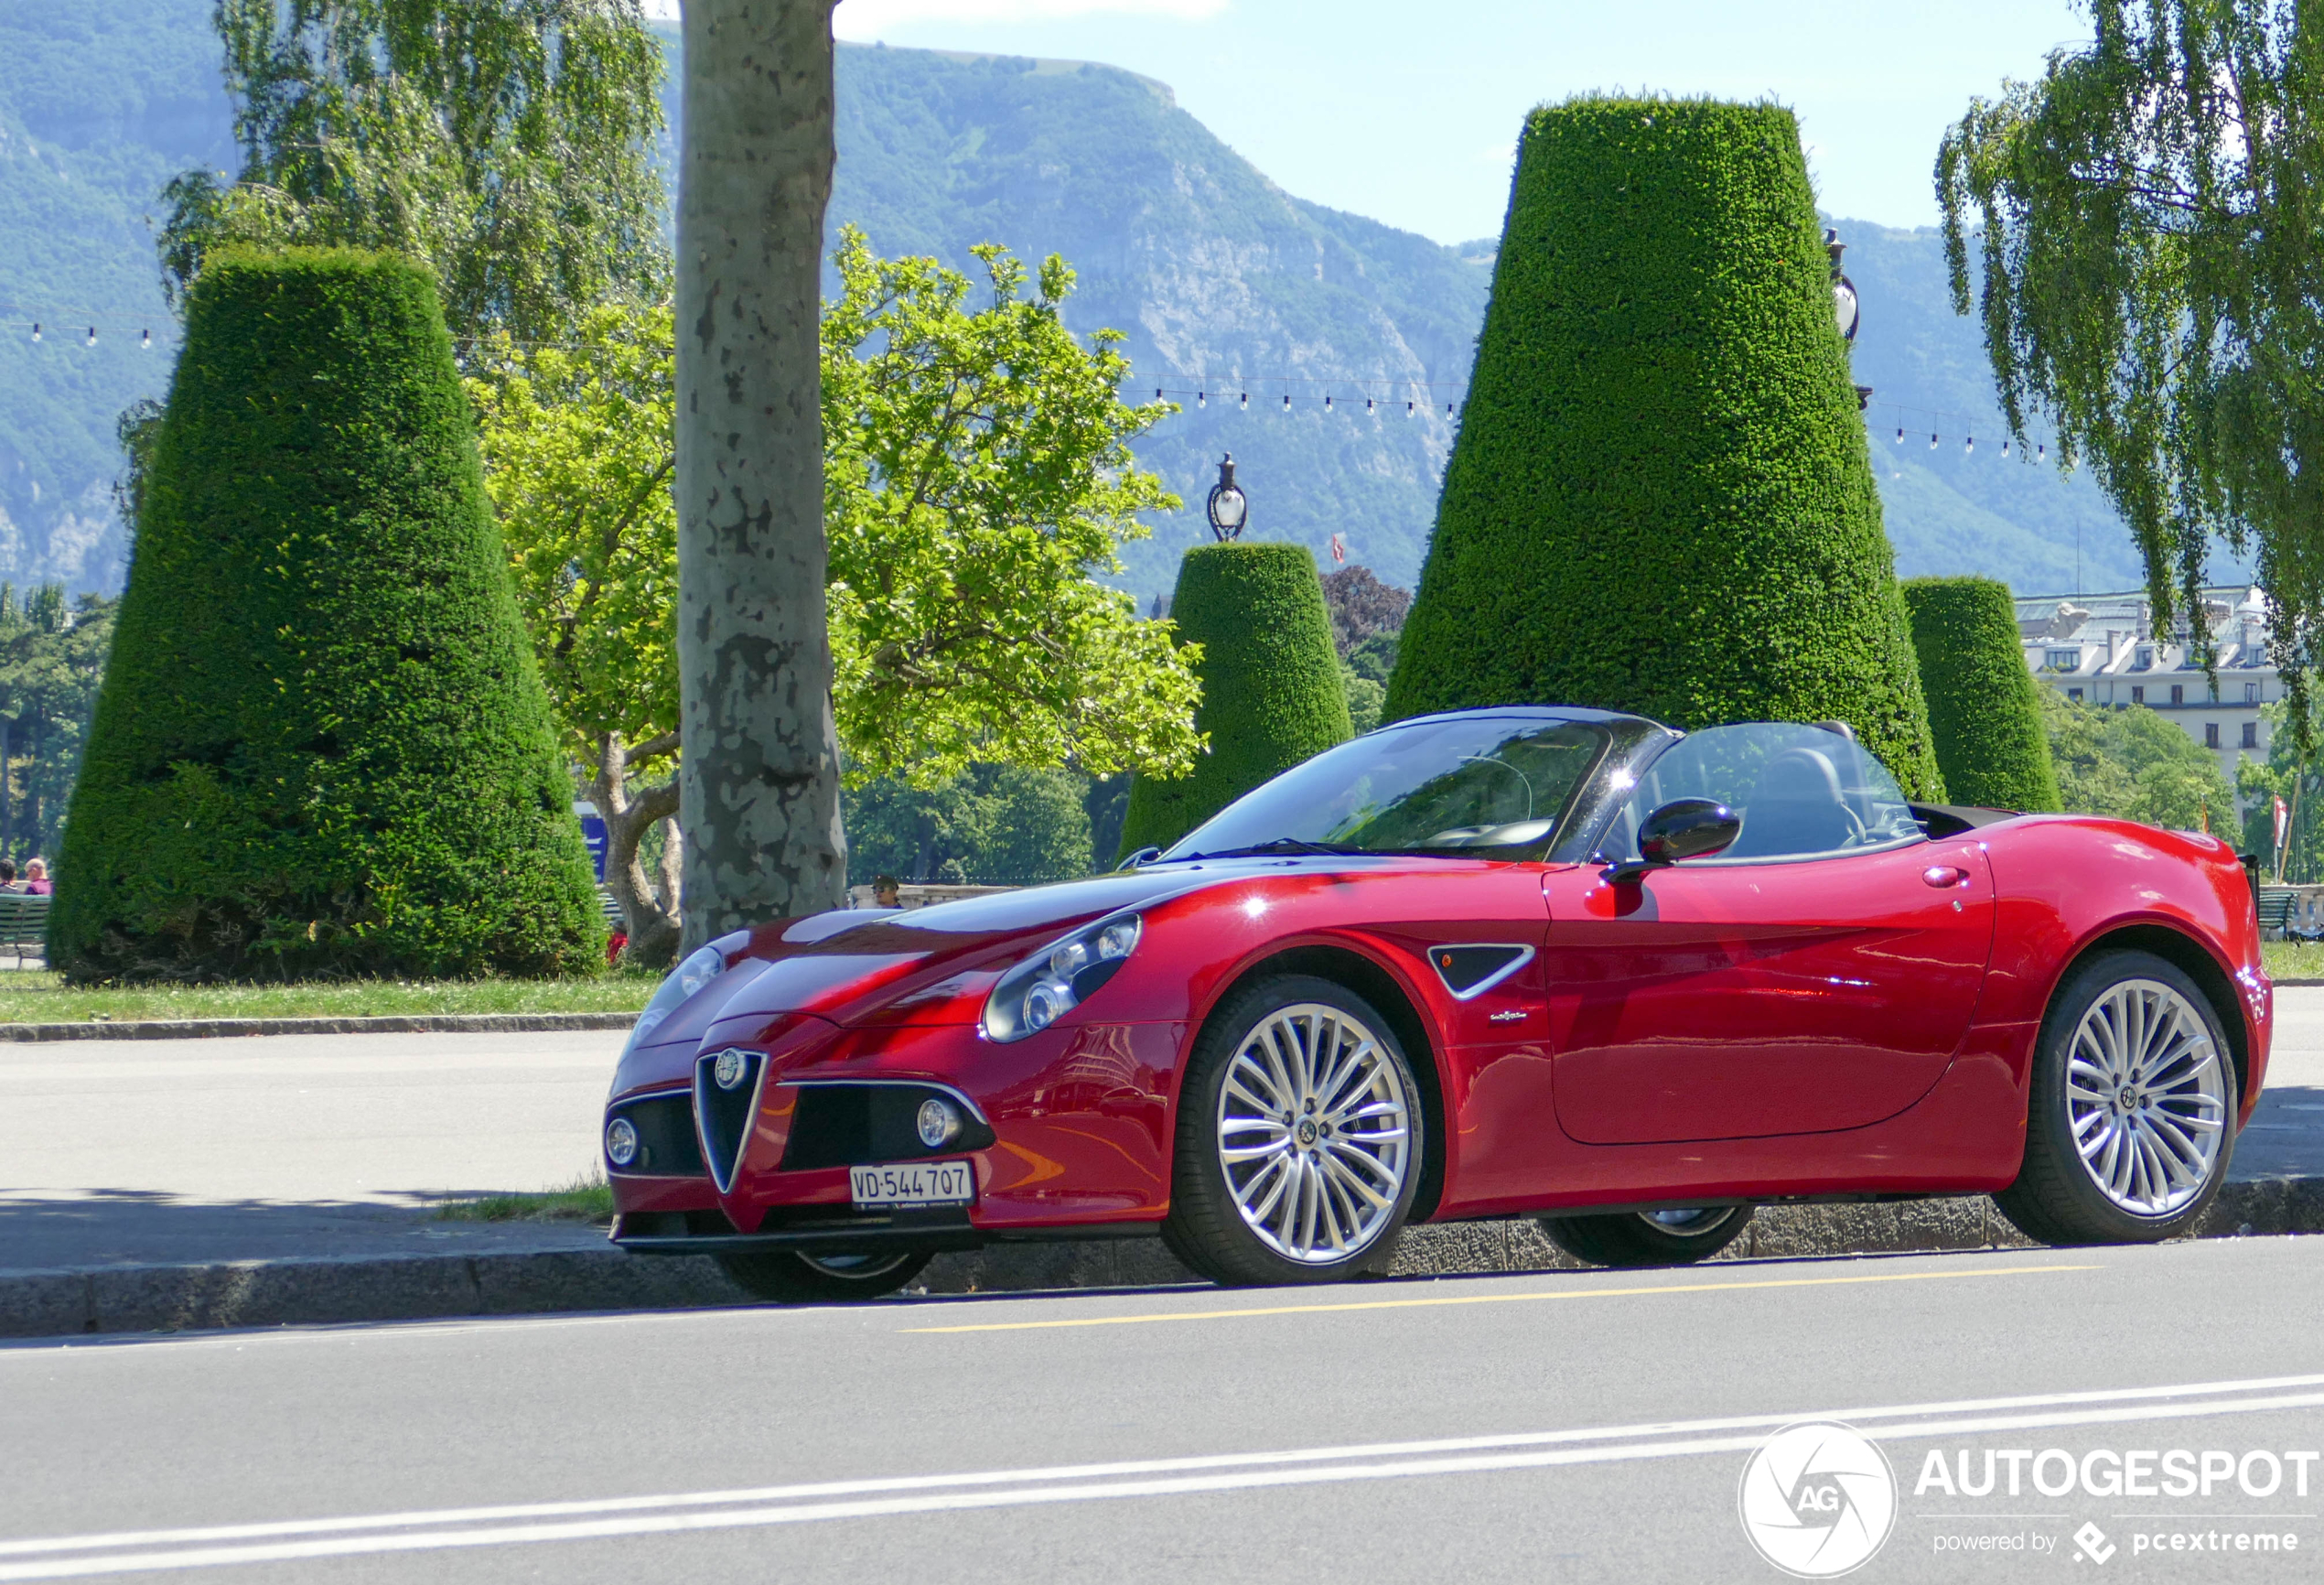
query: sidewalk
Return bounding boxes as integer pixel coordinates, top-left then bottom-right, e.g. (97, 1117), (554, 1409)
(5, 1002), (2321, 1340)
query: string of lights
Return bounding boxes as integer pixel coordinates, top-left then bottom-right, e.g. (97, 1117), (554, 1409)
(1865, 399), (2054, 462)
(2, 316), (156, 350)
(1139, 383), (1464, 418)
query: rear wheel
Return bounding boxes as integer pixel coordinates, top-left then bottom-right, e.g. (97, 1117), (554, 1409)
(1539, 1204), (1754, 1267)
(1995, 950), (2236, 1246)
(715, 1249), (931, 1303)
(1164, 975), (1423, 1288)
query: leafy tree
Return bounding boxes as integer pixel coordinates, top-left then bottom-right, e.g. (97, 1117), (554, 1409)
(2236, 698), (2324, 880)
(822, 225), (1200, 784)
(844, 765), (1093, 888)
(675, 0), (843, 944)
(0, 587), (118, 868)
(51, 248), (602, 981)
(468, 303), (681, 965)
(1938, 0), (2324, 728)
(159, 0), (669, 346)
(1319, 566), (1411, 658)
(1391, 97), (1942, 798)
(471, 232), (1198, 955)
(2041, 687), (2237, 833)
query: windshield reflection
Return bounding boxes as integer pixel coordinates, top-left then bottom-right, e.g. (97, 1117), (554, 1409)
(1164, 717), (1610, 860)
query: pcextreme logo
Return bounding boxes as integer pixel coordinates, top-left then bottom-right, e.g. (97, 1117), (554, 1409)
(1738, 1420), (1899, 1578)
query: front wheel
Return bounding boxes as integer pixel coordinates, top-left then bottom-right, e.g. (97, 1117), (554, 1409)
(1163, 975), (1424, 1288)
(1539, 1204), (1754, 1267)
(1995, 950), (2236, 1246)
(715, 1248), (931, 1304)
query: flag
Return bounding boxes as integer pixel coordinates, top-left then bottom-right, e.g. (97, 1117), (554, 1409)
(2276, 794), (2290, 851)
(1329, 533), (1346, 564)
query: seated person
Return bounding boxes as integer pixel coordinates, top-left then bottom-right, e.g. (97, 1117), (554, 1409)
(22, 858), (48, 896)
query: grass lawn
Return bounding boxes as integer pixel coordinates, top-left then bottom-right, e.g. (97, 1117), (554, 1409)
(0, 968), (659, 1024)
(2265, 941), (2324, 983)
(435, 1174), (615, 1225)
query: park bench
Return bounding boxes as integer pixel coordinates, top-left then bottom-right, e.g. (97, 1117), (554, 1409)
(0, 890), (49, 966)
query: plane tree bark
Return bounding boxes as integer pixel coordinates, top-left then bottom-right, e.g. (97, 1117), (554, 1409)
(675, 0), (847, 943)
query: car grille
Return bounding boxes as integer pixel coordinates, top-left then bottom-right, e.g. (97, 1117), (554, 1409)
(693, 1048), (766, 1192)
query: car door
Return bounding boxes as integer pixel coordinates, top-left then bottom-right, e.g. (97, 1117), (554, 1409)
(1538, 723), (1996, 1144)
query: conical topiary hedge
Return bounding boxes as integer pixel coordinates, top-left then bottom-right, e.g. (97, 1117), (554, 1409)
(1901, 577), (2061, 812)
(50, 247), (603, 980)
(1118, 542), (1352, 856)
(1385, 96), (1942, 798)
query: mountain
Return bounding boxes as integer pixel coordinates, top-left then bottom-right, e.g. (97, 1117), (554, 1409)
(0, 3), (2162, 603)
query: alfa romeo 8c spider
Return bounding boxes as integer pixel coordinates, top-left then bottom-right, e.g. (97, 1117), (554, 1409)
(604, 707), (2268, 1301)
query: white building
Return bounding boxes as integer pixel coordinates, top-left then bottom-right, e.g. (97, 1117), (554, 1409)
(2014, 586), (2277, 803)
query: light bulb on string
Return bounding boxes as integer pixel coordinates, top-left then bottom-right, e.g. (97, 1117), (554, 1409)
(1406, 400), (1415, 417)
(1197, 391), (1206, 409)
(1446, 401), (1455, 417)
(1929, 431), (1939, 449)
(140, 329), (151, 349)
(1365, 397), (1374, 415)
(1239, 392), (1248, 410)
(28, 323), (38, 343)
(2038, 442), (2046, 462)
(1964, 433), (1974, 455)
(1895, 425), (1904, 444)
(1324, 394), (1333, 413)
(1283, 393), (1291, 412)
(2001, 438), (2010, 458)
(1154, 388), (1162, 400)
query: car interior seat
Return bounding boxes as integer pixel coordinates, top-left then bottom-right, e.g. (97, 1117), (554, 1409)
(1726, 747), (1857, 858)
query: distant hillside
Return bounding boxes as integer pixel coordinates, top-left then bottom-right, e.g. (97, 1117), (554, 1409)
(1, 4), (2160, 601)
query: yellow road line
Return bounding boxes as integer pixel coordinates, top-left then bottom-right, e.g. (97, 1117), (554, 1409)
(902, 1262), (2103, 1334)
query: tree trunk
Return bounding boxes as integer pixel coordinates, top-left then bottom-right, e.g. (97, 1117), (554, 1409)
(591, 731), (683, 970)
(674, 0), (846, 947)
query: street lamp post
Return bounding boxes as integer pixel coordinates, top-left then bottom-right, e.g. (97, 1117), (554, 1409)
(1827, 227), (1872, 411)
(1206, 454), (1248, 543)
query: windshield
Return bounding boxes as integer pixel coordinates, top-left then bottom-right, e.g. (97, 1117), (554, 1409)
(1602, 722), (1923, 863)
(1163, 717), (1610, 860)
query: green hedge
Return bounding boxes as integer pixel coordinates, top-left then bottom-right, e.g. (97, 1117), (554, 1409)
(1902, 577), (2061, 812)
(50, 248), (603, 980)
(1386, 96), (1942, 799)
(1118, 542), (1352, 855)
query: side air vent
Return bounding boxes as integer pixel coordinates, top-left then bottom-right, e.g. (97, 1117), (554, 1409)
(608, 1091), (705, 1178)
(694, 1048), (768, 1193)
(1426, 943), (1536, 1000)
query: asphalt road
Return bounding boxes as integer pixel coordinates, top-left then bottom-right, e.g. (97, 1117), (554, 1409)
(3, 1237), (2320, 1583)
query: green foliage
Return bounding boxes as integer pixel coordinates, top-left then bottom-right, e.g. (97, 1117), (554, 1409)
(0, 586), (117, 865)
(160, 0), (668, 345)
(1340, 667), (1384, 735)
(49, 248), (602, 980)
(2040, 688), (2236, 833)
(1387, 97), (1942, 799)
(821, 225), (1201, 784)
(2236, 698), (2324, 881)
(1901, 577), (2061, 811)
(468, 302), (677, 767)
(1119, 542), (1352, 855)
(1938, 0), (2324, 729)
(845, 765), (1095, 887)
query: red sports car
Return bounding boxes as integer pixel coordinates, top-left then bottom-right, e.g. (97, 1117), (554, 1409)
(605, 707), (2268, 1301)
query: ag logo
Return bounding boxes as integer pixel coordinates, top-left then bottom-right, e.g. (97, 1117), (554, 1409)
(1738, 1420), (1897, 1578)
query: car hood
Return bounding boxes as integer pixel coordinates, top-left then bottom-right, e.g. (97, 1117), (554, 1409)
(637, 857), (1398, 1051)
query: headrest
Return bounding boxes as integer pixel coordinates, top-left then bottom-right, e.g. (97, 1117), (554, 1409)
(1756, 748), (1844, 804)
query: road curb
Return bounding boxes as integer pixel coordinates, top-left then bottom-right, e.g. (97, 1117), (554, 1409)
(0, 1012), (640, 1041)
(5, 1179), (2318, 1341)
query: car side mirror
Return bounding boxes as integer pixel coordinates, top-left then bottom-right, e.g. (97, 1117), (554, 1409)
(1600, 798), (1740, 885)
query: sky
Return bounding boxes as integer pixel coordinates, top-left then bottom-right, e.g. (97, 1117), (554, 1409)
(651, 1), (2099, 243)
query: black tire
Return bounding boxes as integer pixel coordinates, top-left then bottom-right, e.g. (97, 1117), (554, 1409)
(1164, 975), (1425, 1288)
(1539, 1204), (1754, 1267)
(1995, 949), (2238, 1246)
(715, 1249), (932, 1303)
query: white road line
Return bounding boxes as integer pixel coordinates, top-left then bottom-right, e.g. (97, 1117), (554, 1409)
(4, 1375), (2322, 1578)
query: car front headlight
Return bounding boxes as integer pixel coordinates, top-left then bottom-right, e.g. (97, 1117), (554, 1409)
(982, 911), (1143, 1043)
(622, 942), (731, 1056)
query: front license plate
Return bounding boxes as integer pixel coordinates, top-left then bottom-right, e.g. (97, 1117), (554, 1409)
(849, 1159), (975, 1209)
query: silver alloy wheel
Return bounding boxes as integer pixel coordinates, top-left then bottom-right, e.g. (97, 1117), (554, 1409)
(801, 1251), (914, 1279)
(1217, 1002), (1412, 1263)
(1643, 1207), (1731, 1230)
(2066, 977), (2229, 1215)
